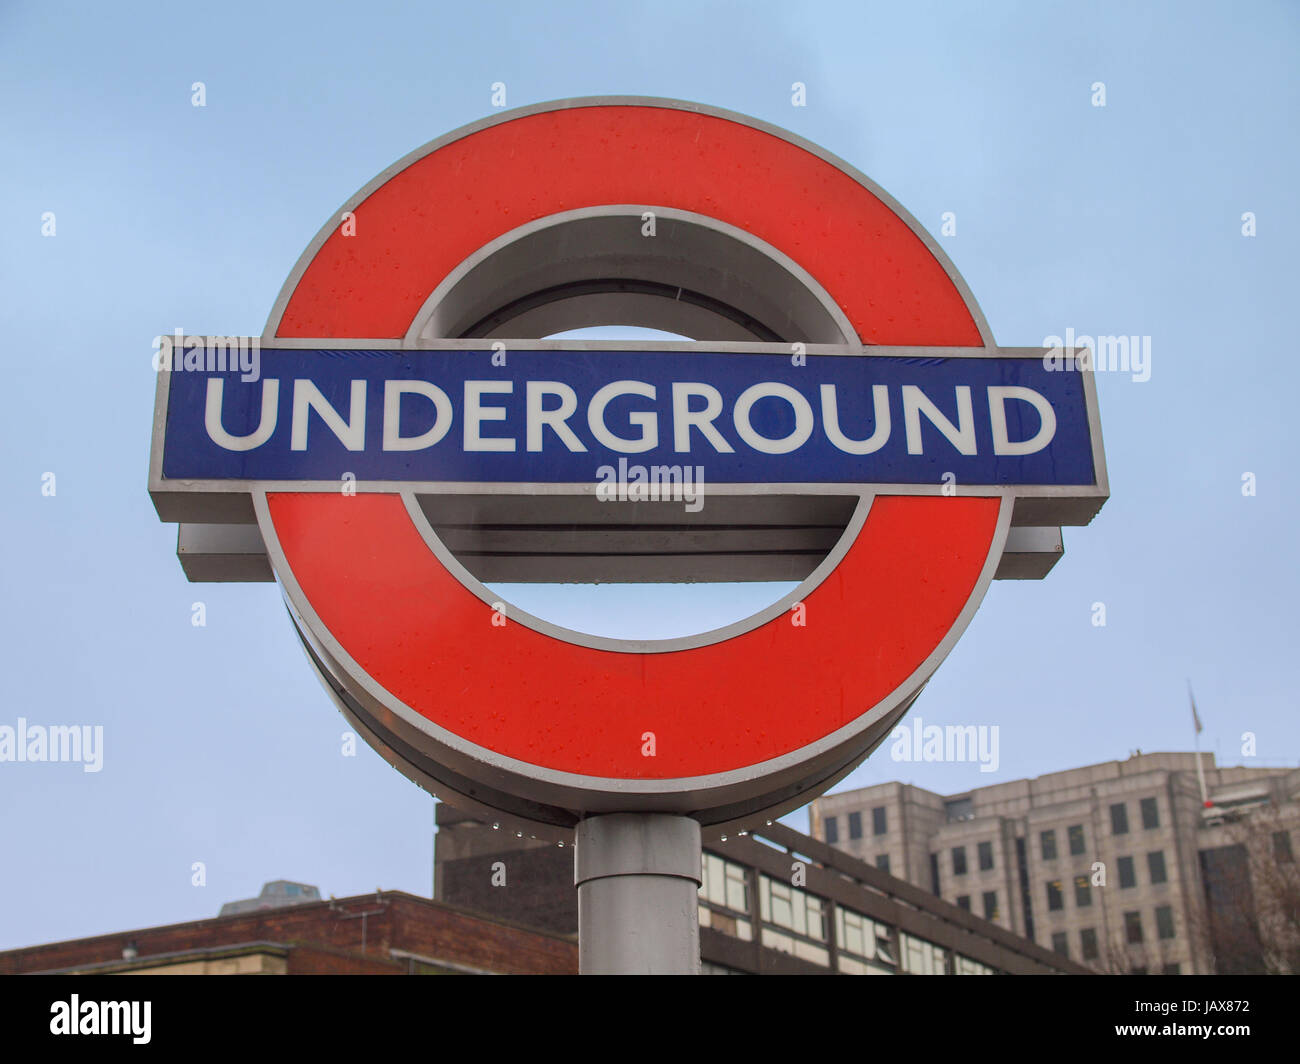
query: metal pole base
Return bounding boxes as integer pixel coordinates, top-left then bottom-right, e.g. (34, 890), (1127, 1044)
(575, 813), (702, 975)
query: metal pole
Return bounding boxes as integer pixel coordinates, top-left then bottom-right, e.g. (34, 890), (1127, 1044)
(574, 813), (702, 974)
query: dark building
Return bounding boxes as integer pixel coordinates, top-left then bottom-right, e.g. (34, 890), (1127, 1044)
(434, 803), (1089, 974)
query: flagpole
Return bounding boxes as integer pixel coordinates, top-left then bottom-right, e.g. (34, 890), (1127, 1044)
(1189, 682), (1209, 806)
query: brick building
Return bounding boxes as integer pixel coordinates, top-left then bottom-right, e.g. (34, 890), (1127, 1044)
(0, 889), (576, 975)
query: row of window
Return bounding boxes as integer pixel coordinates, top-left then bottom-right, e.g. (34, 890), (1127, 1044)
(1044, 850), (1169, 911)
(949, 840), (995, 875)
(1111, 796), (1161, 835)
(702, 853), (996, 974)
(1040, 824), (1087, 860)
(1050, 906), (1177, 961)
(826, 795), (1166, 858)
(823, 805), (888, 844)
(955, 890), (1000, 922)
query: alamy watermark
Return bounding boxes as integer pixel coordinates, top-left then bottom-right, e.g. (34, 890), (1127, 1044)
(889, 716), (999, 773)
(596, 457), (705, 513)
(0, 718), (104, 772)
(153, 329), (261, 382)
(1042, 328), (1150, 383)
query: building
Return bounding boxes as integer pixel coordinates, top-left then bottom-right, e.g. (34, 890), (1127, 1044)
(808, 752), (1300, 974)
(218, 879), (322, 916)
(0, 888), (576, 975)
(434, 803), (1088, 974)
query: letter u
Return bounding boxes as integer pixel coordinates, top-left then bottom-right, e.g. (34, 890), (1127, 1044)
(205, 378), (279, 451)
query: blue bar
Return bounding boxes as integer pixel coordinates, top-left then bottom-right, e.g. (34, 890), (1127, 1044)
(161, 347), (1096, 486)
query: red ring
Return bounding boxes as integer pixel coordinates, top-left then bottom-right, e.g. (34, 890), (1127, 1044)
(269, 102), (1000, 779)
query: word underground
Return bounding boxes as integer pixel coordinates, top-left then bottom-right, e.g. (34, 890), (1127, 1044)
(0, 718), (103, 772)
(889, 717), (999, 773)
(201, 378), (1058, 457)
(596, 458), (705, 512)
(50, 996), (151, 1044)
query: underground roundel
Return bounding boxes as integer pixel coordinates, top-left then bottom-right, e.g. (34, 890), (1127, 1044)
(148, 98), (1107, 831)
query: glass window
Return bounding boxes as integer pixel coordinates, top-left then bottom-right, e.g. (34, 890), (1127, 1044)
(1040, 830), (1058, 861)
(982, 890), (998, 921)
(700, 853), (750, 914)
(978, 841), (993, 871)
(1074, 875), (1092, 907)
(1118, 856), (1136, 889)
(952, 846), (968, 876)
(944, 797), (973, 822)
(1080, 927), (1098, 960)
(1140, 797), (1159, 830)
(956, 894), (971, 911)
(1162, 962), (1180, 975)
(899, 933), (947, 975)
(824, 816), (838, 845)
(876, 854), (890, 874)
(1051, 931), (1068, 957)
(1124, 910), (1143, 944)
(836, 907), (893, 969)
(1111, 802), (1129, 835)
(1147, 851), (1167, 885)
(1156, 905), (1175, 940)
(1068, 824), (1085, 855)
(759, 875), (827, 942)
(1046, 880), (1063, 911)
(1274, 831), (1294, 863)
(847, 811), (862, 840)
(872, 805), (887, 836)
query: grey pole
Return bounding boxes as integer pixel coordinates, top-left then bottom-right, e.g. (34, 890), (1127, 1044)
(574, 812), (702, 974)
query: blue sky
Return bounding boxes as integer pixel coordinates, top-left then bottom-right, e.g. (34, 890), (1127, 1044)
(1, 0), (1296, 949)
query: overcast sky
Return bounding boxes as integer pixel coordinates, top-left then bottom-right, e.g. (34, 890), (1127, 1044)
(1, 0), (1296, 950)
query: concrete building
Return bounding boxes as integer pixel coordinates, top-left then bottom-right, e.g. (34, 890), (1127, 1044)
(435, 803), (1088, 974)
(809, 752), (1300, 974)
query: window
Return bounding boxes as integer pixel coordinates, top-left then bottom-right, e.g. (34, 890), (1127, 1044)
(1274, 831), (1294, 863)
(872, 805), (887, 836)
(1162, 962), (1181, 975)
(1140, 796), (1159, 830)
(1156, 905), (1175, 940)
(1068, 824), (1085, 856)
(1117, 855), (1136, 889)
(1074, 876), (1092, 908)
(899, 933), (947, 976)
(1124, 910), (1144, 944)
(761, 876), (827, 939)
(848, 811), (862, 840)
(1130, 965), (1148, 975)
(1080, 928), (1099, 960)
(824, 816), (839, 844)
(978, 841), (994, 871)
(1046, 880), (1063, 911)
(957, 894), (971, 911)
(1147, 851), (1167, 885)
(1051, 931), (1069, 957)
(876, 854), (890, 874)
(982, 890), (998, 921)
(836, 907), (894, 972)
(1040, 830), (1058, 861)
(952, 846), (968, 876)
(700, 854), (750, 915)
(1111, 802), (1129, 835)
(945, 797), (973, 822)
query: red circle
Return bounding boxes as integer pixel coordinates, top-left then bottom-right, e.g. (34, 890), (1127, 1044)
(268, 102), (1000, 781)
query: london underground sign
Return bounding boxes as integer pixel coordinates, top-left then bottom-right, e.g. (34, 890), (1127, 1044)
(149, 98), (1106, 836)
